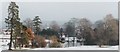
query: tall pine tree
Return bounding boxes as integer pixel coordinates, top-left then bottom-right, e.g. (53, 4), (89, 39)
(5, 2), (20, 50)
(33, 16), (42, 35)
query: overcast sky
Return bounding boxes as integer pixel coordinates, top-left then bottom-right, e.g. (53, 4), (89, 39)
(0, 0), (120, 2)
(1, 2), (118, 28)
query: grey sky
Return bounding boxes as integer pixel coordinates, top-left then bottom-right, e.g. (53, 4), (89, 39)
(0, 3), (1, 29)
(1, 2), (118, 28)
(0, 0), (119, 2)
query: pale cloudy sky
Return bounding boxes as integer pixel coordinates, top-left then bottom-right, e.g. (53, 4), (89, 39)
(0, 1), (119, 28)
(0, 0), (120, 2)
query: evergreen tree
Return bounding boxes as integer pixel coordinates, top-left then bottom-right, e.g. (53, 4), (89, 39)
(5, 2), (20, 50)
(33, 16), (42, 35)
(13, 21), (22, 49)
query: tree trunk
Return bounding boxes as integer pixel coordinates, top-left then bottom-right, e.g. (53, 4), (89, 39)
(9, 27), (13, 50)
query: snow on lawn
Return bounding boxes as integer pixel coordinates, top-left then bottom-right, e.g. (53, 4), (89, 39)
(0, 42), (118, 51)
(22, 46), (118, 50)
(66, 46), (118, 50)
(0, 42), (9, 52)
(0, 45), (118, 51)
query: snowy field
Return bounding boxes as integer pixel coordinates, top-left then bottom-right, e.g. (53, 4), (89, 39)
(0, 44), (118, 52)
(19, 46), (118, 50)
(0, 43), (9, 52)
(0, 33), (118, 51)
(0, 39), (119, 52)
(0, 46), (118, 52)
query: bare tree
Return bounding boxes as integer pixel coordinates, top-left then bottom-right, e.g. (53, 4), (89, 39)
(64, 21), (75, 36)
(104, 14), (118, 45)
(64, 20), (76, 46)
(94, 20), (107, 47)
(49, 21), (60, 32)
(23, 18), (34, 29)
(95, 14), (118, 47)
(78, 18), (95, 45)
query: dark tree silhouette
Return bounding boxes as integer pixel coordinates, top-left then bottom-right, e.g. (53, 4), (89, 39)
(5, 2), (20, 50)
(33, 16), (42, 35)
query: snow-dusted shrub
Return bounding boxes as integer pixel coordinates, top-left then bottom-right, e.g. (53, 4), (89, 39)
(35, 35), (47, 48)
(49, 35), (61, 48)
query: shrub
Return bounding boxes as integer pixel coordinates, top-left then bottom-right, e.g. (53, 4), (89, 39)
(49, 35), (61, 48)
(35, 35), (47, 48)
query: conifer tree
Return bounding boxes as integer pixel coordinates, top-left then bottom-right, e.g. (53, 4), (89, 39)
(33, 16), (42, 35)
(5, 2), (20, 50)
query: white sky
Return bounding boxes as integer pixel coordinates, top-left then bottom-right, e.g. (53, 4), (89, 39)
(0, 3), (2, 29)
(0, 0), (119, 28)
(0, 0), (120, 2)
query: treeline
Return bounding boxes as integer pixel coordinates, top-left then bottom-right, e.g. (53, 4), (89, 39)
(64, 14), (118, 45)
(65, 14), (119, 45)
(63, 14), (118, 45)
(24, 14), (118, 46)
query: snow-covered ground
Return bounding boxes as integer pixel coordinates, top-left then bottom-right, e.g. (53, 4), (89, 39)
(20, 46), (118, 50)
(0, 43), (9, 52)
(0, 43), (118, 51)
(0, 39), (119, 52)
(0, 35), (118, 51)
